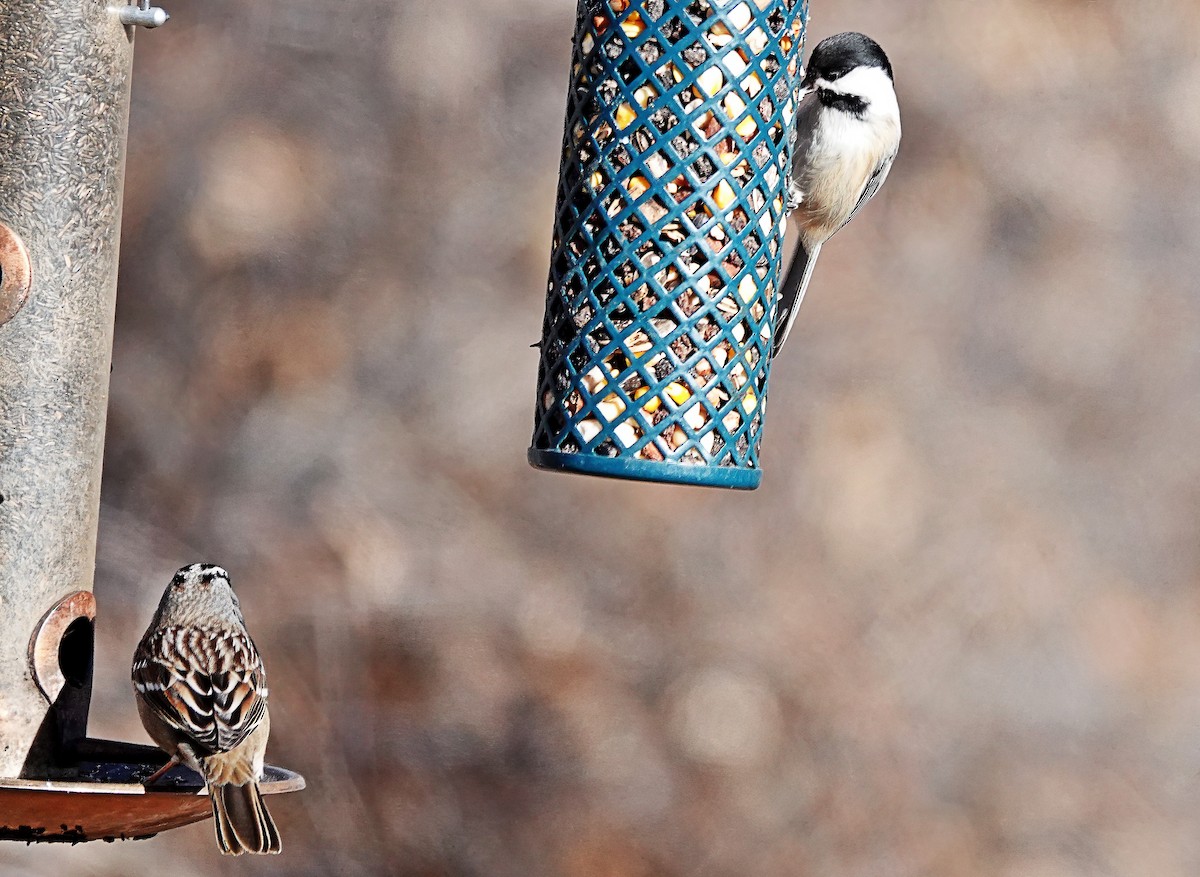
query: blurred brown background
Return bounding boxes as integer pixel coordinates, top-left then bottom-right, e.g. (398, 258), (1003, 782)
(5, 0), (1200, 874)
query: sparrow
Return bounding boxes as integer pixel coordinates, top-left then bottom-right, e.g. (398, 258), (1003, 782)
(132, 563), (281, 855)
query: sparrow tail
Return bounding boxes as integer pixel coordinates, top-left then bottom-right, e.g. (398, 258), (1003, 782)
(211, 781), (281, 855)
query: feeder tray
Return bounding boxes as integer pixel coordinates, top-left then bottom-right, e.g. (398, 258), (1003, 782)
(0, 740), (304, 843)
(2, 595), (305, 844)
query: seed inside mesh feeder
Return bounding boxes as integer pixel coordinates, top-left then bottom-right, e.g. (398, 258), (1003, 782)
(539, 0), (800, 467)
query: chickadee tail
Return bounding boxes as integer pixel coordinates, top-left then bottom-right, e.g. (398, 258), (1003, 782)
(211, 781), (282, 855)
(771, 240), (821, 357)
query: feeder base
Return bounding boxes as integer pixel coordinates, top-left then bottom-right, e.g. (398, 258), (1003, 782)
(0, 739), (304, 843)
(529, 448), (762, 490)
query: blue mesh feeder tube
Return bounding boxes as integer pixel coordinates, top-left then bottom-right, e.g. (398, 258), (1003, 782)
(531, 0), (809, 489)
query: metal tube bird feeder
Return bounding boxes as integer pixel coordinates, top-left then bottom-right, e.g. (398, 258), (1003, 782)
(0, 0), (301, 843)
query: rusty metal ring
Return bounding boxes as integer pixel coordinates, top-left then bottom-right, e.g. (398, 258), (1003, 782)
(29, 591), (96, 705)
(0, 221), (31, 327)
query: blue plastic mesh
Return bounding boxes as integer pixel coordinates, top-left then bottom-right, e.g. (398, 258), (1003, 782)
(530, 0), (808, 489)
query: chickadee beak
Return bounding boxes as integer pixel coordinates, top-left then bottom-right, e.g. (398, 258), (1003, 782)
(803, 76), (838, 102)
(799, 70), (834, 98)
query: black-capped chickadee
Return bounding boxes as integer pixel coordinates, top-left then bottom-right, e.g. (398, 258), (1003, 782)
(773, 32), (901, 356)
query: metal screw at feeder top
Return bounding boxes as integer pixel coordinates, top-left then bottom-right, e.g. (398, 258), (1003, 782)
(118, 0), (169, 28)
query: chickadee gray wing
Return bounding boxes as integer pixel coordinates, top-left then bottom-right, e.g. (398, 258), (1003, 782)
(834, 148), (896, 238)
(784, 92), (820, 202)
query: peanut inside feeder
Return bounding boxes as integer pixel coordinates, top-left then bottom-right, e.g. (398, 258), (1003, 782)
(531, 0), (808, 488)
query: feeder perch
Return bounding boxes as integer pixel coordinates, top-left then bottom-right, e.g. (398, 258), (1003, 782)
(530, 0), (809, 489)
(0, 0), (302, 842)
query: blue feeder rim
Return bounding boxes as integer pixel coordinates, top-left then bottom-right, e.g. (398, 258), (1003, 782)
(531, 0), (809, 489)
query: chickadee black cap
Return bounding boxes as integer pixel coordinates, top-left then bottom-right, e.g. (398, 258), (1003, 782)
(802, 32), (894, 88)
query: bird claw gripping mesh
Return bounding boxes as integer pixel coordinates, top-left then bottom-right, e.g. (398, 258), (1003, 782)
(530, 0), (808, 489)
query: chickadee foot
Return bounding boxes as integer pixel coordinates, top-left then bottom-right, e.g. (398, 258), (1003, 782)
(785, 181), (802, 212)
